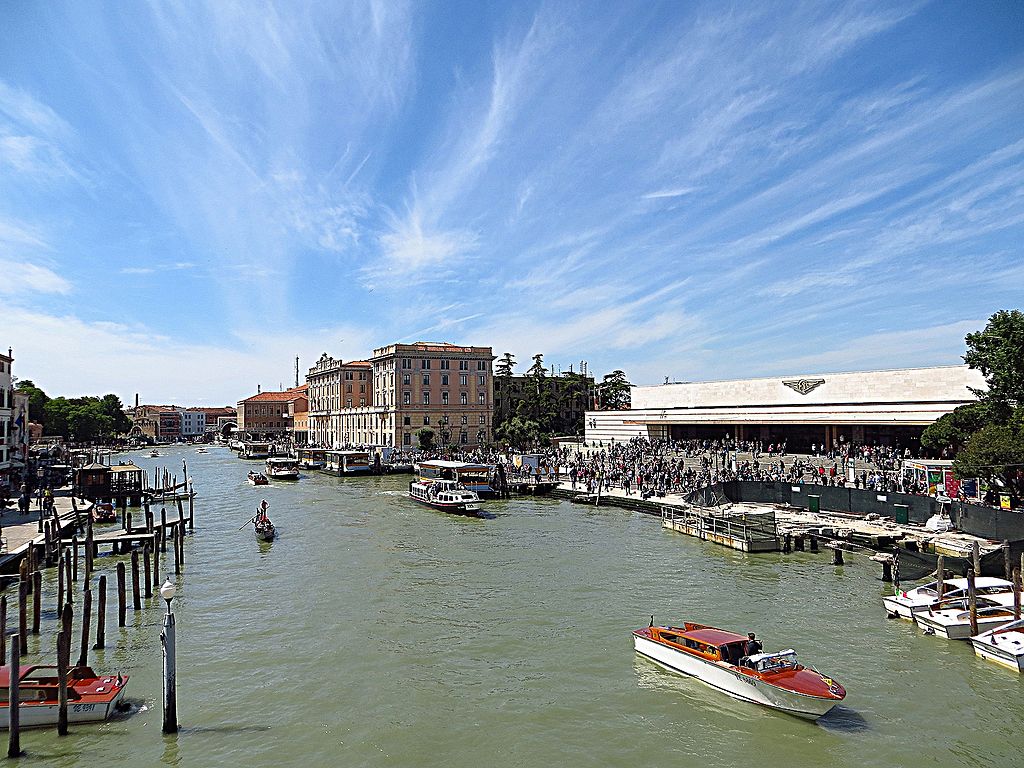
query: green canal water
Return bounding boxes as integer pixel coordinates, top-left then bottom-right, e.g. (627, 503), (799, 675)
(11, 446), (1023, 767)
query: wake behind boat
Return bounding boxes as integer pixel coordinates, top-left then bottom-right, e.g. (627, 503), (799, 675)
(633, 621), (845, 720)
(408, 478), (482, 515)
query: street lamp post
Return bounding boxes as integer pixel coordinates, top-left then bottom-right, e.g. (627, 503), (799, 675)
(159, 580), (178, 734)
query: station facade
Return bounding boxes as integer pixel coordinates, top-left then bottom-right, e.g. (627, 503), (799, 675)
(584, 365), (985, 452)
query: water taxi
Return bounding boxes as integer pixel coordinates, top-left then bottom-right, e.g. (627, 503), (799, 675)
(914, 597), (1017, 639)
(0, 665), (129, 729)
(149, 449), (160, 458)
(92, 502), (117, 524)
(408, 478), (482, 515)
(970, 617), (1024, 672)
(882, 576), (1015, 619)
(416, 460), (494, 496)
(195, 446), (208, 454)
(265, 457), (300, 480)
(247, 471), (269, 486)
(633, 621), (845, 720)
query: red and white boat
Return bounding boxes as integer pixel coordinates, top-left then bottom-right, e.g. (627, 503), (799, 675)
(247, 471), (269, 486)
(408, 479), (482, 515)
(633, 621), (845, 720)
(882, 576), (1015, 619)
(0, 665), (129, 729)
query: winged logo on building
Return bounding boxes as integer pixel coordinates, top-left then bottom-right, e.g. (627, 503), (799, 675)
(782, 378), (825, 395)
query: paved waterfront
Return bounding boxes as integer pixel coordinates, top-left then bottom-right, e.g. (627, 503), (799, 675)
(6, 445), (1022, 767)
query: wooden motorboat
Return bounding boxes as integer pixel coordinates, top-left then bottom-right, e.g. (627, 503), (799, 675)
(265, 457), (299, 480)
(149, 449), (160, 458)
(882, 576), (1015, 619)
(408, 479), (482, 515)
(914, 597), (1017, 639)
(0, 665), (129, 729)
(970, 617), (1024, 672)
(633, 621), (845, 720)
(247, 471), (269, 486)
(92, 502), (117, 524)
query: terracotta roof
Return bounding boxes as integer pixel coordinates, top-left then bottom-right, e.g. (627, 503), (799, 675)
(241, 391), (293, 403)
(344, 361), (372, 367)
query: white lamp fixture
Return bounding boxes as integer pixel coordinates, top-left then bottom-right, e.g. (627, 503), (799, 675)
(160, 580), (177, 613)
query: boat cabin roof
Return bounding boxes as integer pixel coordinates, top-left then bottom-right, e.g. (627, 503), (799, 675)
(419, 460), (490, 470)
(266, 457), (297, 464)
(667, 627), (747, 646)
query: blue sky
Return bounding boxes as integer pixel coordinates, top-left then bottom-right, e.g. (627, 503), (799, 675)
(2, 1), (1022, 406)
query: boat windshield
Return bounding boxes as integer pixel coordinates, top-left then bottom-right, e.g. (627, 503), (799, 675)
(750, 651), (798, 673)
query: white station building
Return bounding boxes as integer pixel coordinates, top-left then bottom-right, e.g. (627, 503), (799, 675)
(585, 365), (984, 451)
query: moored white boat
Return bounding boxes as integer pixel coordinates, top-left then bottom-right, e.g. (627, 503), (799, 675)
(882, 576), (1015, 619)
(970, 617), (1024, 672)
(633, 622), (845, 720)
(914, 598), (1017, 640)
(0, 665), (129, 729)
(408, 479), (482, 515)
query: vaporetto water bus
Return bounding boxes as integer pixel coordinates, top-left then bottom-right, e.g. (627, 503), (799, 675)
(415, 460), (495, 496)
(408, 478), (483, 516)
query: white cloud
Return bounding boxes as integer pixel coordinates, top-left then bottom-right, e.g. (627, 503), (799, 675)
(0, 260), (71, 295)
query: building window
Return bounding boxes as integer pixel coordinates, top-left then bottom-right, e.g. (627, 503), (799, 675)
(478, 375), (485, 386)
(423, 392), (430, 405)
(422, 374), (430, 386)
(459, 360), (468, 370)
(402, 359), (411, 369)
(440, 359), (450, 370)
(442, 391), (449, 405)
(403, 374), (410, 385)
(346, 398), (352, 408)
(403, 433), (411, 445)
(359, 398), (365, 406)
(479, 415), (486, 425)
(461, 415), (468, 425)
(460, 374), (467, 386)
(403, 392), (411, 405)
(423, 416), (430, 425)
(360, 384), (366, 393)
(441, 374), (449, 386)
(460, 392), (468, 405)
(346, 384), (352, 393)
(421, 359), (431, 369)
(478, 393), (486, 404)
(460, 431), (468, 444)
(403, 416), (411, 426)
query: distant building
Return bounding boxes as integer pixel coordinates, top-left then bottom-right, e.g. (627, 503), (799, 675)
(585, 365), (985, 452)
(1, 348), (28, 487)
(180, 409), (206, 438)
(306, 341), (495, 448)
(237, 386), (307, 440)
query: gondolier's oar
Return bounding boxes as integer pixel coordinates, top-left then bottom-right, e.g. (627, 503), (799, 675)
(238, 515), (258, 530)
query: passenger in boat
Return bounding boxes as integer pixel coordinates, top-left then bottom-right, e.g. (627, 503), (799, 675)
(739, 633), (762, 668)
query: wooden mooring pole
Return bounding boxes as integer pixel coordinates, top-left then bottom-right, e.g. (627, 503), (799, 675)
(78, 587), (92, 667)
(972, 540), (981, 576)
(18, 573), (28, 658)
(95, 575), (107, 649)
(967, 568), (979, 637)
(160, 508), (167, 553)
(8, 633), (21, 757)
(144, 544), (152, 599)
(116, 562), (127, 627)
(32, 572), (41, 635)
(57, 626), (69, 736)
(831, 545), (844, 566)
(131, 551), (141, 611)
(936, 555), (945, 599)
(0, 596), (6, 669)
(1003, 541), (1012, 581)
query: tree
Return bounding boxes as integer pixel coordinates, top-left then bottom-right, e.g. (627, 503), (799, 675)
(15, 380), (49, 432)
(494, 352), (517, 431)
(598, 370), (632, 409)
(496, 415), (541, 448)
(922, 310), (1024, 496)
(495, 352), (516, 379)
(417, 428), (435, 451)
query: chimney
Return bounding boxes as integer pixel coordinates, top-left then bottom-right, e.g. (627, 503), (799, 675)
(258, 384), (261, 394)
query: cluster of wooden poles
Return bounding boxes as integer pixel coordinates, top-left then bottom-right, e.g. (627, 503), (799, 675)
(5, 499), (191, 758)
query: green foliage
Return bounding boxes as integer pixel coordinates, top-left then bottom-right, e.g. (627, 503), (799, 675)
(42, 394), (130, 442)
(495, 415), (541, 448)
(963, 309), (1024, 406)
(14, 379), (50, 431)
(495, 352), (516, 379)
(599, 370), (632, 409)
(952, 419), (1024, 496)
(416, 427), (435, 450)
(921, 401), (992, 453)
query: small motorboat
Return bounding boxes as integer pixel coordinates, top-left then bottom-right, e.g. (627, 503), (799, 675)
(882, 576), (1015, 619)
(92, 502), (117, 524)
(0, 665), (129, 729)
(247, 471), (269, 486)
(970, 617), (1024, 672)
(633, 621), (845, 720)
(408, 479), (482, 515)
(914, 597), (1017, 639)
(195, 447), (208, 454)
(265, 457), (300, 480)
(149, 449), (160, 458)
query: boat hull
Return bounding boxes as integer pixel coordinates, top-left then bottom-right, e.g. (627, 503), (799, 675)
(408, 495), (480, 516)
(0, 686), (128, 729)
(267, 471), (299, 480)
(633, 635), (838, 719)
(971, 638), (1024, 672)
(915, 613), (1015, 640)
